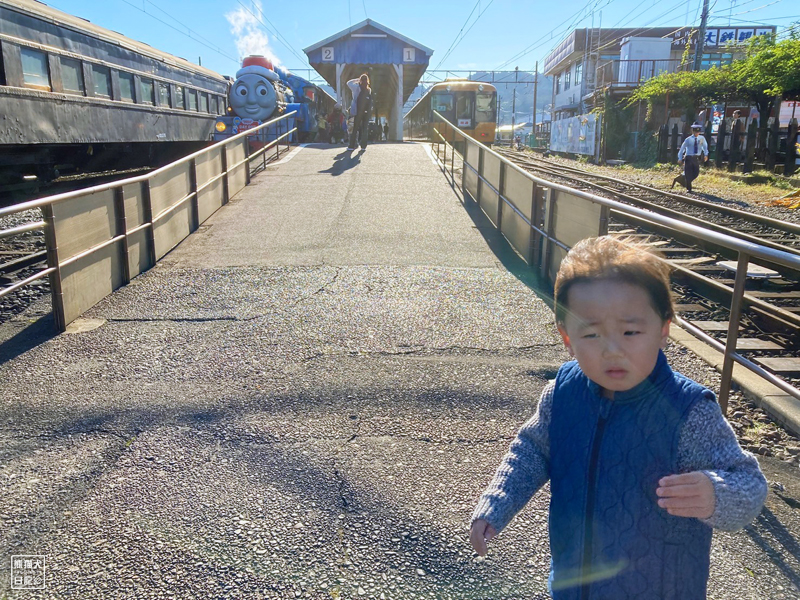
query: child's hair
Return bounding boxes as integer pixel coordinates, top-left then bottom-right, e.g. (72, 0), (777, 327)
(554, 236), (674, 325)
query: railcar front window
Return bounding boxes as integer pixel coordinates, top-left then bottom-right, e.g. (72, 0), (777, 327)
(176, 86), (185, 109)
(159, 82), (170, 107)
(141, 78), (155, 105)
(432, 93), (453, 113)
(476, 93), (496, 122)
(21, 47), (50, 90)
(118, 72), (134, 102)
(92, 65), (111, 98)
(456, 95), (473, 120)
(61, 57), (84, 95)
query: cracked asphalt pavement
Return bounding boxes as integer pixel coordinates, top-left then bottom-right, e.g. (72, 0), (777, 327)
(1, 144), (799, 599)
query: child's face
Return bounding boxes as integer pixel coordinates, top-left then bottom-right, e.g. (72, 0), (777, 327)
(557, 280), (670, 398)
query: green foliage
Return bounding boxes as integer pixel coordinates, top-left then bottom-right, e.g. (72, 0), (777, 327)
(634, 128), (659, 166)
(627, 37), (800, 120)
(602, 94), (633, 160)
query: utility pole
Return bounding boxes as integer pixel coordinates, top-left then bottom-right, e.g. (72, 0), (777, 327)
(511, 66), (518, 144)
(693, 0), (710, 71)
(532, 61), (538, 147)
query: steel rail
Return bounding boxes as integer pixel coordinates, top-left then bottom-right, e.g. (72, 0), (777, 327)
(498, 148), (800, 236)
(431, 111), (800, 410)
(0, 111), (298, 218)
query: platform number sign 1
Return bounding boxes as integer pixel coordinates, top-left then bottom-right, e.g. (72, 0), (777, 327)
(322, 47), (334, 62)
(403, 48), (415, 62)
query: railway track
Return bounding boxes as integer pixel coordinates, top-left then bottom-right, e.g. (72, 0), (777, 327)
(496, 148), (800, 391)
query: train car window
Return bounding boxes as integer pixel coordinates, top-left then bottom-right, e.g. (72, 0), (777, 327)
(210, 95), (218, 115)
(176, 85), (185, 109)
(20, 47), (51, 91)
(118, 72), (135, 102)
(187, 89), (197, 111)
(140, 78), (155, 105)
(199, 92), (208, 113)
(476, 93), (496, 123)
(158, 82), (170, 107)
(0, 42), (5, 86)
(432, 93), (453, 113)
(92, 65), (112, 98)
(456, 95), (473, 120)
(60, 57), (84, 95)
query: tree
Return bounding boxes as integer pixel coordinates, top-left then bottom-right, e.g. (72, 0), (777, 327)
(628, 36), (800, 124)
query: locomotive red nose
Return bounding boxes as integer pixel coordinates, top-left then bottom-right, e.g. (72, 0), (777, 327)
(242, 55), (274, 73)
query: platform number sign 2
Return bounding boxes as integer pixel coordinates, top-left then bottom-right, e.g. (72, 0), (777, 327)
(403, 48), (415, 62)
(322, 47), (334, 62)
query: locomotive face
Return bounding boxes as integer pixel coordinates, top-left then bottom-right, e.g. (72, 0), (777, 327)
(230, 74), (277, 121)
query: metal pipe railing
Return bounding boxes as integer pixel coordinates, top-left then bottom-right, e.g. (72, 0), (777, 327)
(431, 110), (800, 411)
(0, 109), (299, 330)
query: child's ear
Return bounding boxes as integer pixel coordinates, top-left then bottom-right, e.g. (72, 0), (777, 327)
(557, 325), (574, 356)
(660, 319), (671, 348)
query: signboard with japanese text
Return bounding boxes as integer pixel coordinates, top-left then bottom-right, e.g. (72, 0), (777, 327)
(666, 25), (775, 47)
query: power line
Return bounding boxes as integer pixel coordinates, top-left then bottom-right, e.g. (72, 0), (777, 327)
(432, 0), (482, 71)
(236, 1), (308, 66)
(109, 0), (239, 65)
(433, 0), (497, 70)
(362, 0), (368, 19)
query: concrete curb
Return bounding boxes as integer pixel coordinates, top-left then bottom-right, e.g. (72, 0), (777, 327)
(670, 326), (800, 437)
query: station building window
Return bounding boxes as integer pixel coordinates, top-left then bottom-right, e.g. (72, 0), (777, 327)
(140, 78), (155, 105)
(564, 68), (571, 91)
(199, 92), (208, 113)
(555, 74), (561, 94)
(574, 63), (583, 86)
(118, 71), (135, 102)
(21, 47), (51, 90)
(60, 57), (84, 95)
(176, 85), (185, 109)
(159, 82), (171, 107)
(92, 65), (112, 98)
(187, 89), (197, 111)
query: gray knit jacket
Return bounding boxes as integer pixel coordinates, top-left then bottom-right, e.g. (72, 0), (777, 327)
(471, 381), (768, 534)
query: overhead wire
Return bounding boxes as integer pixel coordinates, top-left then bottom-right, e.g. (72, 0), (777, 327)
(108, 0), (239, 65)
(432, 0), (496, 71)
(236, 1), (308, 66)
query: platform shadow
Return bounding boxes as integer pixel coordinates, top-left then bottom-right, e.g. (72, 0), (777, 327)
(745, 507), (800, 588)
(0, 312), (58, 365)
(318, 148), (362, 176)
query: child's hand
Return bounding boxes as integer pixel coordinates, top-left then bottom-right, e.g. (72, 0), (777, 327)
(470, 519), (498, 556)
(656, 471), (715, 519)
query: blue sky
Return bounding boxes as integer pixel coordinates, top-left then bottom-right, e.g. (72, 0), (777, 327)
(45, 0), (798, 79)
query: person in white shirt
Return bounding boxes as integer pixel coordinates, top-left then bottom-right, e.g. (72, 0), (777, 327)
(673, 123), (709, 193)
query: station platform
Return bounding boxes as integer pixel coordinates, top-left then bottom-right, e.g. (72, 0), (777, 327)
(0, 143), (798, 598)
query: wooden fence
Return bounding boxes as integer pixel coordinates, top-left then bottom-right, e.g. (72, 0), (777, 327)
(657, 118), (799, 176)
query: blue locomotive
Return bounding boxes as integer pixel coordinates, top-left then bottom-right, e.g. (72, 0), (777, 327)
(213, 55), (335, 145)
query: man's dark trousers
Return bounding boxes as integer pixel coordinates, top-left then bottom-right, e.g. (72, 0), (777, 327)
(684, 155), (700, 191)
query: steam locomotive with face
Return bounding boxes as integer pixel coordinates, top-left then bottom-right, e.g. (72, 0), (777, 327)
(213, 55), (335, 144)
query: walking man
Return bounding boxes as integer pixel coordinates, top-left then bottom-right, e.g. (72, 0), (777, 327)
(347, 74), (373, 150)
(674, 123), (709, 193)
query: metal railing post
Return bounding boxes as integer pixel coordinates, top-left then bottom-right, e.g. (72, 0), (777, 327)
(543, 189), (557, 280)
(718, 252), (750, 413)
(113, 187), (131, 285)
(497, 161), (506, 229)
(450, 136), (455, 180)
(140, 179), (157, 267)
(220, 145), (230, 205)
(189, 158), (199, 231)
(244, 140), (251, 185)
(477, 146), (485, 205)
(41, 204), (66, 332)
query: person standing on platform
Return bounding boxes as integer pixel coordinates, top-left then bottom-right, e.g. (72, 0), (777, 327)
(383, 122), (389, 142)
(347, 74), (373, 150)
(674, 123), (709, 192)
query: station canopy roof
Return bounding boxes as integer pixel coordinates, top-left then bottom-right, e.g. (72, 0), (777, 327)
(304, 19), (432, 107)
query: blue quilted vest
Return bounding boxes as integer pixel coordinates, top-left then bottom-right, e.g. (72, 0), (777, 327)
(548, 351), (714, 600)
